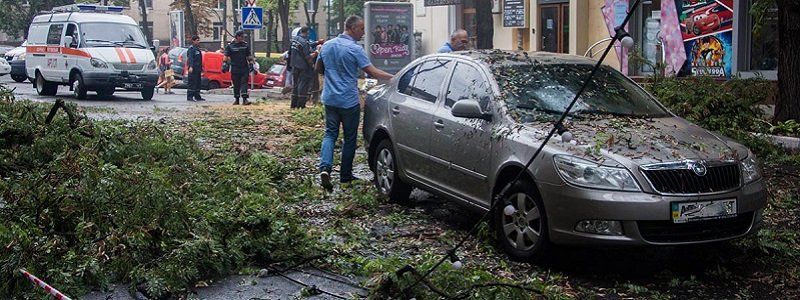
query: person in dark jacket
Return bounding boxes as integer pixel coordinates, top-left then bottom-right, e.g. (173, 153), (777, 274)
(186, 35), (206, 101)
(289, 26), (318, 109)
(186, 35), (205, 101)
(224, 30), (255, 105)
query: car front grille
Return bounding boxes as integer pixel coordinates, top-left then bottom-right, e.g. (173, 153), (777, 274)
(112, 63), (145, 71)
(637, 212), (754, 243)
(641, 162), (740, 194)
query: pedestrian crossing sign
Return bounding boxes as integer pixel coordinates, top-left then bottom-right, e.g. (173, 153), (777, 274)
(241, 7), (263, 30)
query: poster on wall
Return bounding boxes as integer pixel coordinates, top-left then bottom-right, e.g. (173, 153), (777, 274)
(677, 0), (734, 78)
(365, 2), (414, 74)
(169, 10), (185, 48)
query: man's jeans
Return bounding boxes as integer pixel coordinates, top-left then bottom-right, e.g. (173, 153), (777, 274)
(319, 104), (360, 182)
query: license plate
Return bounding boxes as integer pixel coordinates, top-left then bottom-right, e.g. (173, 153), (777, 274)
(267, 80), (274, 85)
(123, 83), (142, 89)
(671, 199), (737, 223)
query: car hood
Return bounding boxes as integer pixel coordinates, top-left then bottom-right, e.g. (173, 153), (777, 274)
(6, 46), (26, 57)
(523, 116), (749, 166)
(87, 47), (155, 64)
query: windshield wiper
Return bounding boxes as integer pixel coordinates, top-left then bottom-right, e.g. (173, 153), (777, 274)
(84, 39), (124, 47)
(515, 103), (582, 118)
(117, 40), (147, 49)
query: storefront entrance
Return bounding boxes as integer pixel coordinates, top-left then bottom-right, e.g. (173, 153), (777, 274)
(539, 1), (569, 53)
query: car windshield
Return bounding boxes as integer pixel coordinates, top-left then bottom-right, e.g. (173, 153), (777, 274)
(268, 64), (285, 74)
(494, 63), (670, 122)
(81, 23), (148, 48)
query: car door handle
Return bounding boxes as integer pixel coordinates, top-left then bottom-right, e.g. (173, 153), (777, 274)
(434, 120), (445, 129)
(391, 106), (400, 115)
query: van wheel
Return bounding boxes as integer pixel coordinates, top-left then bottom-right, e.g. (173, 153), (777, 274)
(35, 72), (57, 96)
(371, 139), (412, 204)
(11, 74), (26, 83)
(208, 81), (220, 90)
(141, 87), (155, 101)
(494, 179), (550, 262)
(72, 74), (88, 100)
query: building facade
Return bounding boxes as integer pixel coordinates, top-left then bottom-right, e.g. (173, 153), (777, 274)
(413, 0), (778, 80)
(124, 0), (329, 52)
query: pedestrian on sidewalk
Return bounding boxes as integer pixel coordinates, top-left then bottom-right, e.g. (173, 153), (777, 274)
(438, 29), (469, 53)
(156, 47), (176, 94)
(186, 35), (205, 101)
(289, 26), (318, 109)
(224, 30), (255, 105)
(316, 15), (393, 190)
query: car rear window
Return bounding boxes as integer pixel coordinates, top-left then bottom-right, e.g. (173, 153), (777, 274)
(494, 63), (670, 122)
(268, 64), (285, 74)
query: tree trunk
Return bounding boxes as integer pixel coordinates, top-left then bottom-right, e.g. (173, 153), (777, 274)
(475, 0), (493, 49)
(266, 9), (273, 55)
(183, 0), (198, 36)
(139, 0), (151, 43)
(774, 0), (800, 121)
(279, 0), (291, 51)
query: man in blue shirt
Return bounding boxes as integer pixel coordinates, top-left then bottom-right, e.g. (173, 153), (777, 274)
(315, 15), (393, 190)
(438, 29), (469, 53)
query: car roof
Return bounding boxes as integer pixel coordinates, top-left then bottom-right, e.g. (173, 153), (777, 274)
(32, 12), (137, 25)
(432, 49), (598, 68)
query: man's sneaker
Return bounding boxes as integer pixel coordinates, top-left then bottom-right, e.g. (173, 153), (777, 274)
(233, 99), (240, 105)
(320, 170), (333, 191)
(187, 98), (196, 102)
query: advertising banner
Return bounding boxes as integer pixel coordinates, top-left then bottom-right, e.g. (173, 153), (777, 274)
(365, 2), (414, 74)
(169, 10), (185, 48)
(677, 0), (734, 78)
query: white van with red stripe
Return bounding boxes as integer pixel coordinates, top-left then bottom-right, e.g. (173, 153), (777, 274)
(26, 4), (159, 100)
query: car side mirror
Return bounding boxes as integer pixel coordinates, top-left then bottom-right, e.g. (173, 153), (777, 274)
(152, 39), (160, 51)
(452, 99), (491, 121)
(63, 36), (74, 48)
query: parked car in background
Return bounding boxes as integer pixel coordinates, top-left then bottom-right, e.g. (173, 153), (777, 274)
(5, 41), (29, 83)
(201, 51), (266, 90)
(0, 45), (15, 57)
(363, 50), (766, 260)
(264, 63), (287, 88)
(0, 58), (11, 76)
(168, 46), (188, 80)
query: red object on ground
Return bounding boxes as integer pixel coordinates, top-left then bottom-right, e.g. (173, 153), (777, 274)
(20, 269), (72, 300)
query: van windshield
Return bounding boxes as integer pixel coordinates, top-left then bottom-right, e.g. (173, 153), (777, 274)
(80, 23), (148, 48)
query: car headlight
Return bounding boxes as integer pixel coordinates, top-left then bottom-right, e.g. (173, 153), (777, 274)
(554, 155), (641, 191)
(14, 53), (25, 61)
(90, 58), (108, 69)
(146, 59), (157, 70)
(740, 155), (761, 184)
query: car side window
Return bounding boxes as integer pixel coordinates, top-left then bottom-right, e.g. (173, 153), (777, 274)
(397, 64), (418, 96)
(46, 24), (64, 46)
(445, 62), (493, 110)
(28, 25), (48, 45)
(408, 59), (452, 102)
(64, 24), (78, 47)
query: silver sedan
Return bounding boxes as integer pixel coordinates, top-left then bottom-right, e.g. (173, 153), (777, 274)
(363, 50), (767, 260)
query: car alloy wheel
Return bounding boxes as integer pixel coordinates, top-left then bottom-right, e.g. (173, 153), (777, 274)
(501, 192), (543, 251)
(371, 139), (412, 204)
(72, 74), (87, 99)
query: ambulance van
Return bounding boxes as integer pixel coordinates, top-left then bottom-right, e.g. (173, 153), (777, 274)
(26, 4), (159, 100)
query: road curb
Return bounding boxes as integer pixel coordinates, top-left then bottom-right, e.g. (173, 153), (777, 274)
(206, 87), (289, 99)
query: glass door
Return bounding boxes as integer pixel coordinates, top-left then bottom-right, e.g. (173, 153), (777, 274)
(539, 3), (569, 53)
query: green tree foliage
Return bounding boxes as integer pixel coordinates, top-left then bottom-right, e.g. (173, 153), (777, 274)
(0, 0), (77, 39)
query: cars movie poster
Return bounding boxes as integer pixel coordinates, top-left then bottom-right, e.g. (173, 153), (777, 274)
(678, 0), (734, 78)
(364, 2), (414, 74)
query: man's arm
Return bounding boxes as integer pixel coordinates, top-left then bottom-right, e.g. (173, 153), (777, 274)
(363, 65), (393, 81)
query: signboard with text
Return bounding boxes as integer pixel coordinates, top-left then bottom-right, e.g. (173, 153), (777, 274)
(503, 0), (526, 27)
(677, 0), (735, 78)
(365, 2), (414, 74)
(424, 0), (462, 7)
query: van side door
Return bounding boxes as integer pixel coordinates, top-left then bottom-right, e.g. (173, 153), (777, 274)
(44, 23), (65, 82)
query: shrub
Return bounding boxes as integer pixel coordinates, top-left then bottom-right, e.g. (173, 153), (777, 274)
(256, 57), (282, 73)
(0, 86), (316, 298)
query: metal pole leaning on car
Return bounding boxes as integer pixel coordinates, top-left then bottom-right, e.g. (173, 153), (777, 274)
(396, 0), (643, 297)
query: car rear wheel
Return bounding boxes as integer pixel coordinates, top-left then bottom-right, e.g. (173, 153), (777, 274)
(72, 74), (87, 100)
(494, 179), (550, 261)
(35, 72), (57, 96)
(141, 87), (155, 101)
(11, 74), (26, 83)
(208, 81), (220, 90)
(372, 139), (412, 204)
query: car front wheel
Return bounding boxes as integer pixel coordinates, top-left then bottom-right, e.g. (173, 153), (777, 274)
(72, 74), (87, 100)
(494, 179), (550, 261)
(141, 87), (154, 101)
(372, 138), (412, 204)
(35, 72), (58, 96)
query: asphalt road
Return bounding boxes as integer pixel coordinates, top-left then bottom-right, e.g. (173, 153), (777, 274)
(0, 75), (237, 118)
